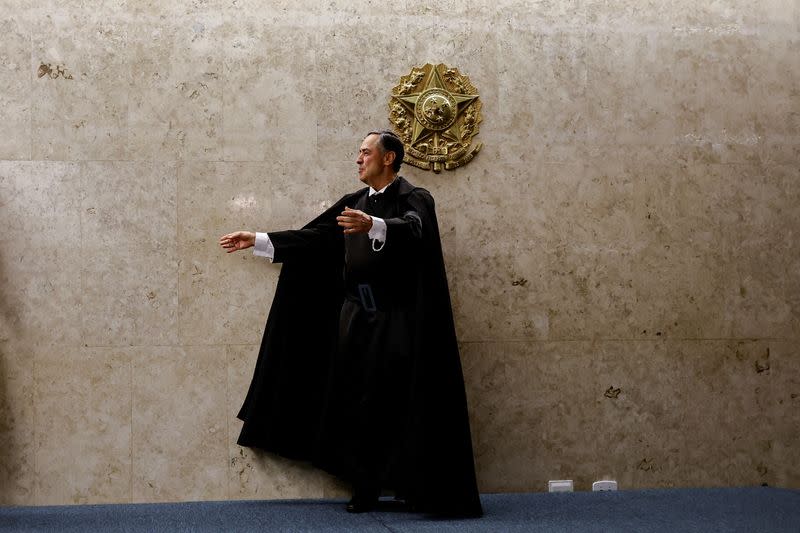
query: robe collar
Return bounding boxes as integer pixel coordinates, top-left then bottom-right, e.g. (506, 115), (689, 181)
(362, 176), (415, 198)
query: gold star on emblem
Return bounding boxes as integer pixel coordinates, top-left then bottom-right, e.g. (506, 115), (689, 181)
(389, 64), (482, 173)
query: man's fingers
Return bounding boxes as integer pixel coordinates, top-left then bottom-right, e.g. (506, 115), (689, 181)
(219, 234), (241, 248)
(337, 215), (368, 234)
(220, 231), (256, 252)
(220, 235), (240, 251)
(337, 217), (366, 227)
(338, 208), (371, 232)
(338, 212), (367, 221)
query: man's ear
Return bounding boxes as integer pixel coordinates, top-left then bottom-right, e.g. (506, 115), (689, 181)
(384, 150), (396, 168)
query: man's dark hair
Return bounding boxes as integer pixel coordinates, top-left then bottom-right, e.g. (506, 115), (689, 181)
(366, 130), (404, 173)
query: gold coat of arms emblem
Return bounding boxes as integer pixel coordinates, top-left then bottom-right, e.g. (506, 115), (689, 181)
(389, 63), (482, 173)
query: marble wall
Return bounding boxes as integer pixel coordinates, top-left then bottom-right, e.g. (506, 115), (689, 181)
(0, 1), (798, 505)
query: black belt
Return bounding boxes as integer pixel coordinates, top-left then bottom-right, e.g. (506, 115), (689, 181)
(356, 283), (377, 312)
(344, 282), (407, 312)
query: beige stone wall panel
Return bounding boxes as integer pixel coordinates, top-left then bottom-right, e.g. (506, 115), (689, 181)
(222, 23), (317, 162)
(30, 15), (130, 161)
(128, 19), (225, 161)
(584, 32), (678, 146)
(767, 341), (800, 488)
(747, 36), (800, 146)
(0, 17), (32, 160)
(703, 163), (800, 339)
(0, 162), (83, 348)
(498, 30), (588, 148)
(678, 340), (792, 488)
(80, 161), (178, 347)
(132, 346), (227, 502)
(34, 348), (131, 505)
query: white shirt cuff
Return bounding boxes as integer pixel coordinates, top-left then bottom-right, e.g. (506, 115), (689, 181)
(253, 232), (275, 261)
(368, 217), (387, 242)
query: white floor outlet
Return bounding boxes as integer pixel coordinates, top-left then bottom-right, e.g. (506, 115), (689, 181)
(592, 480), (618, 491)
(548, 480), (574, 492)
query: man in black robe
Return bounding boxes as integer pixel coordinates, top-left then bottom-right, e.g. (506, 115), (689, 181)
(219, 130), (482, 517)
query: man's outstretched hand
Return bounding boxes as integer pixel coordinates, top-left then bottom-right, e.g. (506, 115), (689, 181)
(219, 231), (255, 253)
(337, 207), (373, 235)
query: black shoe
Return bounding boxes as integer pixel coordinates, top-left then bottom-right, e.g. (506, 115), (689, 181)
(346, 486), (379, 513)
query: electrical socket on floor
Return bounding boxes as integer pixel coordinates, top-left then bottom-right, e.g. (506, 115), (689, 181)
(548, 480), (574, 492)
(592, 480), (618, 491)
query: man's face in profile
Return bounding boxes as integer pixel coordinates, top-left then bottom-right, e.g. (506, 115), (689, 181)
(356, 134), (385, 185)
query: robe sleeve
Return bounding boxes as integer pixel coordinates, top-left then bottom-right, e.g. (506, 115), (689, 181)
(383, 189), (431, 244)
(266, 197), (355, 264)
(269, 225), (339, 264)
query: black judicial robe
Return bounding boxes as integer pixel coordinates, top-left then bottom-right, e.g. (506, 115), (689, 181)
(236, 177), (482, 517)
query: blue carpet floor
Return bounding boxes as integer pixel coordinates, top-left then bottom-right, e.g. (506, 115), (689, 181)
(2, 487), (799, 532)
